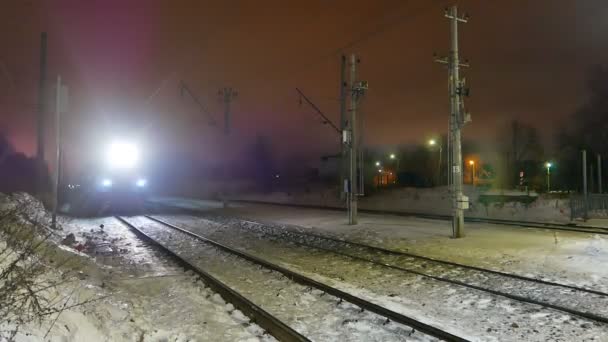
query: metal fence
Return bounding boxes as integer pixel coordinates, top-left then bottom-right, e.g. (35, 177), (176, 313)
(570, 194), (608, 220)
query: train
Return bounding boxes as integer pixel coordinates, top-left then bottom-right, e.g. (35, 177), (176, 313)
(65, 140), (149, 215)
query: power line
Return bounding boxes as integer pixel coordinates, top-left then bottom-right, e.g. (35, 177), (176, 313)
(285, 0), (446, 78)
(295, 87), (341, 135)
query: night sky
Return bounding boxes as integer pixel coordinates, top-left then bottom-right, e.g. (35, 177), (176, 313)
(1, 0), (607, 166)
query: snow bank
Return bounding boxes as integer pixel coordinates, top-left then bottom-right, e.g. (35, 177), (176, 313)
(0, 193), (272, 341)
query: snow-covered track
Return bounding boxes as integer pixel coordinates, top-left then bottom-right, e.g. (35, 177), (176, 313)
(115, 216), (310, 342)
(141, 215), (469, 342)
(217, 216), (608, 326)
(231, 200), (608, 235)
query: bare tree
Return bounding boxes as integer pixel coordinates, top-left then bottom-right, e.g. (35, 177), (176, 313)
(501, 120), (544, 189)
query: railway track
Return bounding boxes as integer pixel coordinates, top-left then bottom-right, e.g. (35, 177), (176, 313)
(118, 215), (467, 342)
(115, 216), (309, 342)
(230, 200), (608, 235)
(149, 214), (608, 329)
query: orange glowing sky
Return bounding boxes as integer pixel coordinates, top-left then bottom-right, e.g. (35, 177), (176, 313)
(1, 0), (606, 165)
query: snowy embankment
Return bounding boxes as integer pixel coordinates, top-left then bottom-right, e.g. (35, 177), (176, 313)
(233, 186), (572, 223)
(0, 193), (273, 341)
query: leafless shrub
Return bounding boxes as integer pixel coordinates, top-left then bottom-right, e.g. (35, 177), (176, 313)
(0, 194), (103, 340)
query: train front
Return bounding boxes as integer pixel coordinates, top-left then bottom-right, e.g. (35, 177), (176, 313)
(96, 141), (148, 204)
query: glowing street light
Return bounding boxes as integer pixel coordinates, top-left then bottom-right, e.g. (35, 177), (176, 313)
(375, 161), (381, 167)
(427, 138), (443, 186)
(390, 153), (396, 159)
(545, 162), (552, 192)
(468, 160), (476, 186)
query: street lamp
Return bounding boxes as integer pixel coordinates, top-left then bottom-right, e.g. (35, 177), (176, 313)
(428, 139), (442, 186)
(375, 161), (381, 167)
(388, 153), (400, 183)
(545, 162), (552, 192)
(468, 160), (475, 186)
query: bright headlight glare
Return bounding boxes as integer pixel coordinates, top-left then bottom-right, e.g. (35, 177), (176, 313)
(136, 178), (147, 187)
(107, 141), (139, 169)
(101, 179), (112, 187)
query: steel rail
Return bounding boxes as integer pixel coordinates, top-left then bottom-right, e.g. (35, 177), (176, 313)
(233, 219), (608, 325)
(115, 216), (310, 342)
(228, 200), (608, 235)
(144, 215), (469, 342)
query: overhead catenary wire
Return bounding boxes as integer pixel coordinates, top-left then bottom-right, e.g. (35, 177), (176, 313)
(295, 87), (341, 135)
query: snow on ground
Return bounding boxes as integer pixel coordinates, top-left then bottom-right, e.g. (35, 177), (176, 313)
(0, 194), (274, 341)
(124, 216), (437, 342)
(184, 201), (607, 292)
(156, 213), (608, 342)
(223, 186), (573, 223)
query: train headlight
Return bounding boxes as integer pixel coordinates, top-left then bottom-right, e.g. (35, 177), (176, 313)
(101, 178), (112, 187)
(135, 178), (147, 187)
(107, 141), (139, 169)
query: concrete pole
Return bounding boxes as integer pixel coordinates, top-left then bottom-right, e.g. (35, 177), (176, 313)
(339, 55), (347, 201)
(447, 83), (452, 188)
(583, 150), (588, 196)
(220, 87), (237, 208)
(599, 154), (603, 193)
(450, 5), (465, 238)
(583, 150), (588, 220)
(348, 54), (358, 225)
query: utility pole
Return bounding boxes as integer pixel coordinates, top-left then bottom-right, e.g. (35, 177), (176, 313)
(598, 154), (603, 194)
(37, 32), (47, 193)
(435, 5), (470, 238)
(345, 54), (367, 225)
(583, 150), (588, 220)
(348, 54), (358, 225)
(339, 55), (348, 201)
(219, 87), (237, 208)
(52, 76), (68, 229)
(220, 87), (237, 135)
